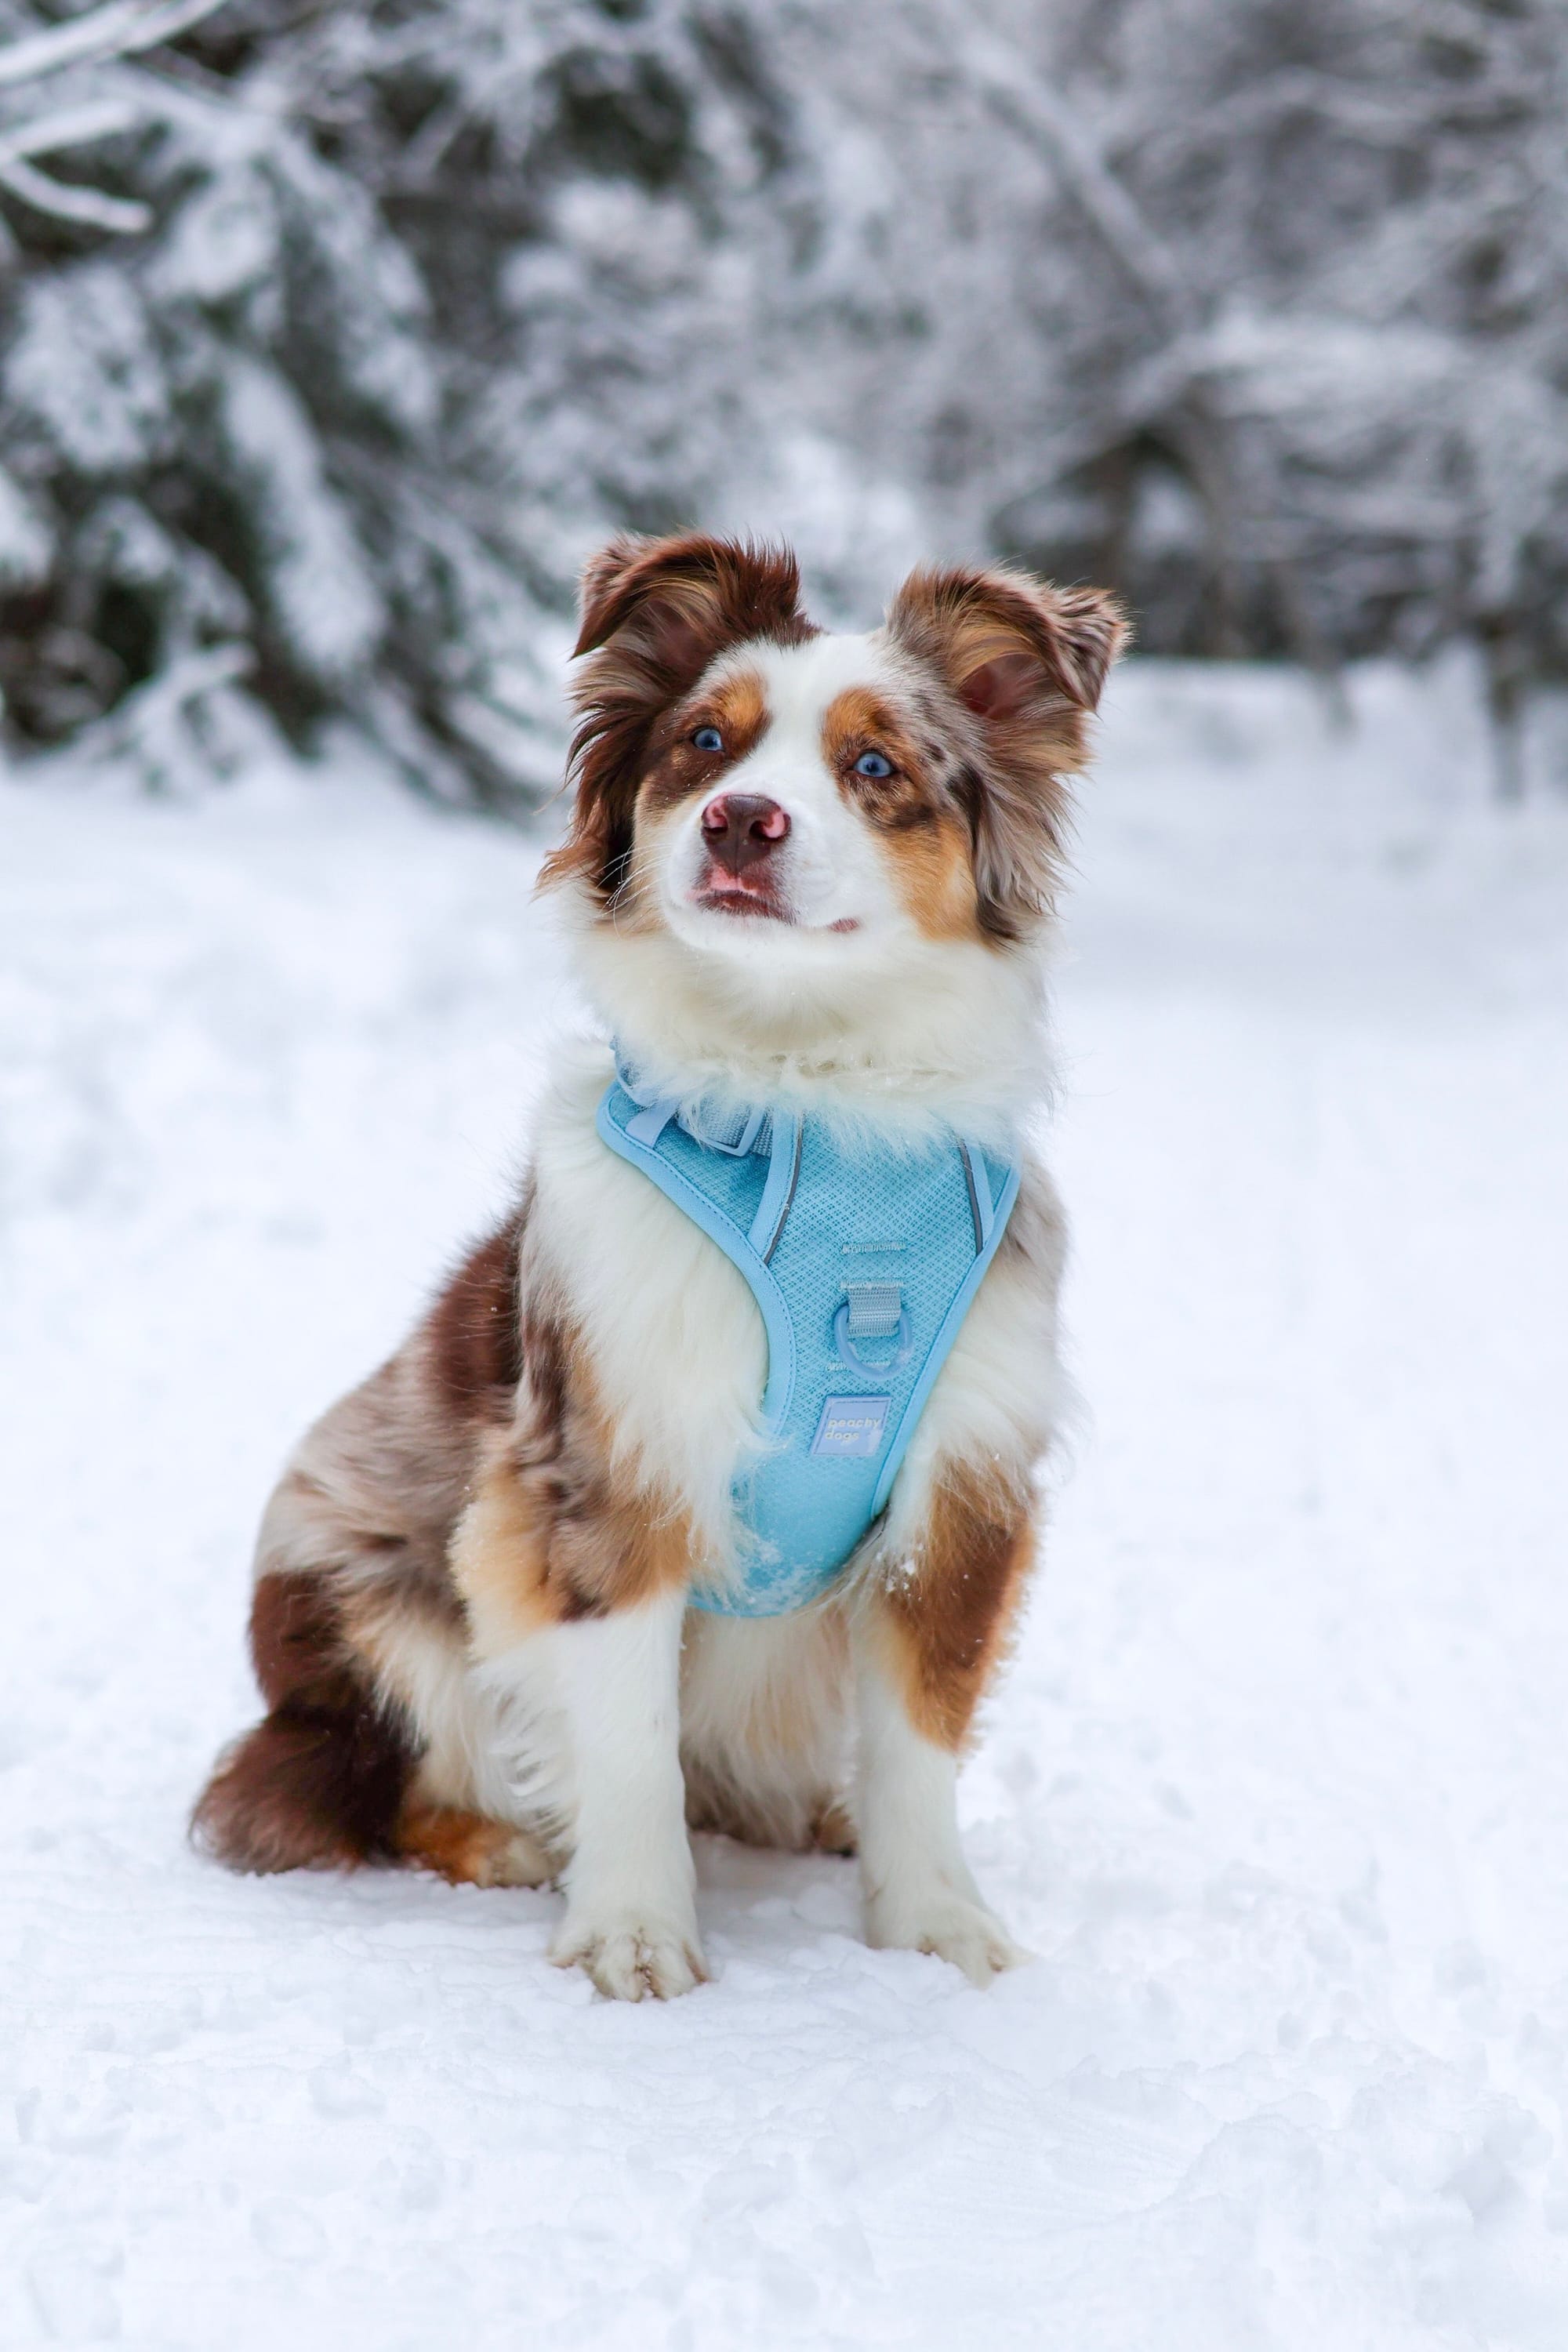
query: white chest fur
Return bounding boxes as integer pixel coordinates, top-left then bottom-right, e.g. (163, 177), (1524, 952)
(530, 1049), (769, 1563)
(527, 1044), (1070, 1575)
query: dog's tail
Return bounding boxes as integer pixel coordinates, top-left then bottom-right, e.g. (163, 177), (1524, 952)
(192, 1570), (413, 1873)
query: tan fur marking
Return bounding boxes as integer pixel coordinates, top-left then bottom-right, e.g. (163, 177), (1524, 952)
(336, 1579), (453, 1668)
(883, 812), (981, 942)
(448, 1436), (556, 1655)
(622, 666), (775, 920)
(820, 685), (932, 817)
(545, 1471), (697, 1617)
(450, 1347), (700, 1658)
(886, 564), (1127, 940)
(396, 1804), (553, 1888)
(870, 1468), (1035, 1750)
(821, 684), (980, 941)
(711, 664), (767, 739)
(638, 666), (771, 818)
(812, 1798), (858, 1856)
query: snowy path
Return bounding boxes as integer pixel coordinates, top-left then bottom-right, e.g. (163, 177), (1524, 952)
(3, 666), (1568, 2349)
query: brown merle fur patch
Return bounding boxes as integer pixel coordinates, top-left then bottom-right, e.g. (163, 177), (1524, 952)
(887, 563), (1128, 942)
(451, 1291), (698, 1652)
(426, 1203), (527, 1423)
(821, 683), (981, 941)
(447, 1432), (554, 1653)
(191, 1570), (416, 1872)
(868, 1463), (1036, 1752)
(637, 666), (771, 822)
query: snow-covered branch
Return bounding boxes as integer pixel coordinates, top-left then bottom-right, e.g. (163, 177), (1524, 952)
(0, 152), (147, 231)
(0, 0), (230, 93)
(965, 31), (1189, 321)
(0, 0), (1563, 799)
(0, 100), (151, 232)
(78, 639), (252, 757)
(0, 96), (140, 157)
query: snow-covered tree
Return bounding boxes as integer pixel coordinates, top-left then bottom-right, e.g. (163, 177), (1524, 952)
(0, 0), (1563, 798)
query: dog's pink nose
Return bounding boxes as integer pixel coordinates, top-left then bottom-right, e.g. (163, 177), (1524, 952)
(700, 793), (790, 877)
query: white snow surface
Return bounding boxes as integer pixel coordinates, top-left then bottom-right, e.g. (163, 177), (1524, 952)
(3, 659), (1568, 2349)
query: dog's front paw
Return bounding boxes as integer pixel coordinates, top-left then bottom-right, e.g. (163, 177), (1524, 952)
(867, 1889), (1030, 1987)
(550, 1908), (709, 2001)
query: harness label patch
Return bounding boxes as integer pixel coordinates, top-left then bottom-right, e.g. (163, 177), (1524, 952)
(811, 1395), (891, 1459)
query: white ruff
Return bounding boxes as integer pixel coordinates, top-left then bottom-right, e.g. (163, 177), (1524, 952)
(572, 911), (1052, 1153)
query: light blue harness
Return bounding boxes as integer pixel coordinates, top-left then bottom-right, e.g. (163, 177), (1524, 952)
(597, 1060), (1021, 1616)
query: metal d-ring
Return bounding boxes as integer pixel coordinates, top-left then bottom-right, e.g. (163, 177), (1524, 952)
(833, 1302), (914, 1374)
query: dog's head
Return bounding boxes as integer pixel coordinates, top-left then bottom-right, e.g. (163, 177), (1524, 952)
(542, 531), (1126, 989)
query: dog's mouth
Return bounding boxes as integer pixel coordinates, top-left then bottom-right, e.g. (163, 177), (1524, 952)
(691, 870), (795, 924)
(685, 861), (863, 935)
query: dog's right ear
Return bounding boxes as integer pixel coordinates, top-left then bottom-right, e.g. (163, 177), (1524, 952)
(573, 532), (811, 671)
(887, 562), (1128, 939)
(542, 532), (815, 908)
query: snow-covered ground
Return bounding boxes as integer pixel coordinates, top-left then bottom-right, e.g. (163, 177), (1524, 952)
(3, 658), (1568, 2350)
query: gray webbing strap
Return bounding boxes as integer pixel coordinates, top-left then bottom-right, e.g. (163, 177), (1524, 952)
(843, 1281), (903, 1338)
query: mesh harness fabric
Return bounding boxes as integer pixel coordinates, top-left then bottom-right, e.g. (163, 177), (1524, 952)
(597, 1059), (1022, 1616)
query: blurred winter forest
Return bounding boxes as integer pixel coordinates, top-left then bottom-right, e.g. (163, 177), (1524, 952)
(0, 0), (1563, 804)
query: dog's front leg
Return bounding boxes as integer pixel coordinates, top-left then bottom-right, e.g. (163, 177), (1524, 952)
(852, 1475), (1035, 1985)
(452, 1446), (706, 2001)
(548, 1584), (706, 2000)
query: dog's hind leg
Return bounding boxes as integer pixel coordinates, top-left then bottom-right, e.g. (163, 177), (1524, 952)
(394, 1804), (554, 1888)
(195, 1592), (555, 1887)
(192, 1568), (415, 1873)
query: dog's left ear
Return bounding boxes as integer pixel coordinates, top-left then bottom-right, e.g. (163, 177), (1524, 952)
(887, 564), (1129, 937)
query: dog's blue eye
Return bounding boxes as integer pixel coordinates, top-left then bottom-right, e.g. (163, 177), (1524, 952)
(854, 750), (892, 779)
(693, 726), (724, 753)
